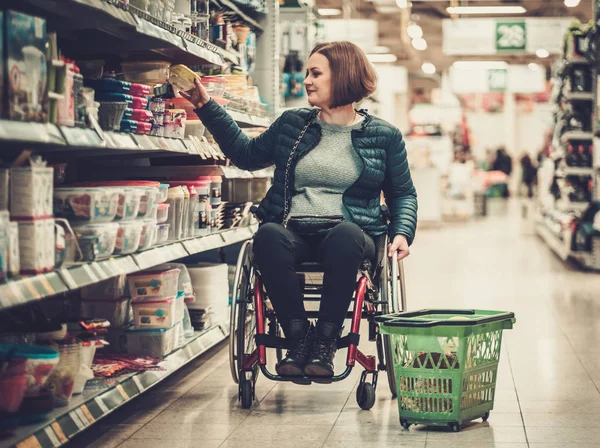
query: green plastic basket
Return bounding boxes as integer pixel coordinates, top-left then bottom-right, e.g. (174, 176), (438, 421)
(377, 309), (516, 430)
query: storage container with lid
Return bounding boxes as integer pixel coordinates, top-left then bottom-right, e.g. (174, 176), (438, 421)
(126, 325), (176, 357)
(201, 76), (227, 98)
(156, 203), (170, 223)
(157, 183), (170, 203)
(73, 222), (119, 261)
(0, 344), (59, 397)
(81, 297), (131, 327)
(156, 223), (170, 244)
(188, 186), (198, 236)
(128, 267), (180, 301)
(115, 221), (144, 255)
(121, 61), (170, 85)
(113, 187), (143, 221)
(132, 296), (177, 329)
(166, 186), (184, 241)
(168, 64), (200, 95)
(54, 187), (119, 222)
(139, 218), (158, 251)
(181, 185), (190, 239)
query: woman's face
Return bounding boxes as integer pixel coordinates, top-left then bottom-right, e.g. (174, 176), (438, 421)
(304, 52), (332, 109)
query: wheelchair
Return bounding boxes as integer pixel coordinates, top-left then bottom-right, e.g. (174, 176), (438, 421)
(228, 217), (407, 410)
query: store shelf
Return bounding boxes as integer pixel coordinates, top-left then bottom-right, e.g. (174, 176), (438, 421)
(0, 121), (66, 146)
(560, 131), (594, 142)
(564, 92), (595, 101)
(227, 110), (272, 128)
(213, 0), (264, 32)
(0, 225), (257, 311)
(565, 56), (590, 65)
(556, 166), (595, 176)
(555, 199), (590, 213)
(10, 0), (236, 66)
(2, 322), (230, 448)
(536, 223), (571, 261)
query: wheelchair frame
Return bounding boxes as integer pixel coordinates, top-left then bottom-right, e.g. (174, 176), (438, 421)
(229, 233), (407, 410)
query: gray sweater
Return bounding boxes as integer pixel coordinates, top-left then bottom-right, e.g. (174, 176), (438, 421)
(289, 117), (364, 218)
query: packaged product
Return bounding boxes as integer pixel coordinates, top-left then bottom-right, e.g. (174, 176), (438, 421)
(126, 325), (177, 357)
(17, 219), (55, 274)
(10, 164), (53, 219)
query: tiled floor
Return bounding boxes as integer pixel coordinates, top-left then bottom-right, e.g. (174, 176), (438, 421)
(68, 200), (600, 447)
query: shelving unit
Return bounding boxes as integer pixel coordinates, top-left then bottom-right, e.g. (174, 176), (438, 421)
(0, 0), (281, 440)
(2, 321), (230, 448)
(0, 224), (258, 311)
(536, 2), (600, 271)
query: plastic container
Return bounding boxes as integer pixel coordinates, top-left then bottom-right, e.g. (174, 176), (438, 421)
(98, 102), (128, 131)
(201, 76), (227, 97)
(139, 218), (158, 251)
(115, 221), (144, 255)
(47, 340), (80, 406)
(166, 187), (185, 241)
(126, 325), (176, 357)
(129, 83), (152, 97)
(181, 186), (190, 239)
(130, 109), (154, 122)
(156, 203), (170, 224)
(81, 297), (131, 327)
(122, 61), (170, 85)
(128, 268), (180, 301)
(150, 124), (164, 137)
(73, 222), (119, 261)
(84, 78), (131, 93)
(0, 345), (59, 398)
(210, 176), (222, 206)
(184, 119), (205, 140)
(137, 122), (152, 135)
(10, 165), (54, 219)
(157, 183), (170, 203)
(377, 309), (516, 431)
(168, 64), (200, 94)
(132, 296), (177, 329)
(54, 187), (120, 222)
(120, 119), (138, 133)
(81, 274), (127, 300)
(150, 98), (166, 114)
(121, 188), (143, 221)
(188, 186), (198, 237)
(0, 356), (27, 414)
(156, 223), (170, 244)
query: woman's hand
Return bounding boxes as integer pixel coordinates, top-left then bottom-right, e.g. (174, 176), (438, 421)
(388, 234), (410, 261)
(179, 77), (211, 109)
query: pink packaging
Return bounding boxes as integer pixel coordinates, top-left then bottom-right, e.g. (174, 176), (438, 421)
(129, 83), (152, 97)
(131, 96), (149, 110)
(131, 109), (154, 122)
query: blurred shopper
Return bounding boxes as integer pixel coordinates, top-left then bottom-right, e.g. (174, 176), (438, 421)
(183, 41), (417, 379)
(520, 154), (537, 198)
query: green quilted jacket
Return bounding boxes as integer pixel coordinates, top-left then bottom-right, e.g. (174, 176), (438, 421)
(195, 100), (418, 244)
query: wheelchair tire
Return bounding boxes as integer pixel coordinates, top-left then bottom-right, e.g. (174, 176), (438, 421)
(356, 382), (376, 410)
(240, 378), (254, 409)
(229, 240), (258, 385)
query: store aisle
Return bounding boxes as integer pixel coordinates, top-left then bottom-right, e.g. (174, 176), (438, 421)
(68, 200), (600, 448)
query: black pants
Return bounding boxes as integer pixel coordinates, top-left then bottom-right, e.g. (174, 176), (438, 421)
(253, 222), (375, 336)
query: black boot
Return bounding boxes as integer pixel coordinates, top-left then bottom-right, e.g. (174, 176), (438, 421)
(304, 321), (340, 377)
(276, 319), (315, 377)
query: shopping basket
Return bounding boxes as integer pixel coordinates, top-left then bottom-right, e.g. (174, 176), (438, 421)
(377, 309), (515, 432)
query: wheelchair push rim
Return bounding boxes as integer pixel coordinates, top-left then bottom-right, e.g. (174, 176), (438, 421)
(229, 240), (257, 385)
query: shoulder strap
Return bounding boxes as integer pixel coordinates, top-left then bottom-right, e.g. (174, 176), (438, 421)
(282, 119), (313, 226)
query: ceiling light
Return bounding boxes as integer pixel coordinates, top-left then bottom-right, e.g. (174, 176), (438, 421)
(407, 22), (423, 39)
(421, 61), (436, 75)
(536, 48), (550, 59)
(446, 6), (527, 15)
(412, 38), (427, 51)
(396, 0), (409, 8)
(318, 8), (342, 16)
(564, 0), (581, 7)
(452, 61), (509, 69)
(372, 45), (391, 54)
(366, 53), (398, 63)
(528, 63), (541, 71)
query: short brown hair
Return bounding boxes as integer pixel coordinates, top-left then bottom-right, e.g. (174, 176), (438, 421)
(310, 41), (378, 109)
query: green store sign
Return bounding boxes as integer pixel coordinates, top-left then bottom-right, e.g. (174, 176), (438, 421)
(496, 21), (526, 52)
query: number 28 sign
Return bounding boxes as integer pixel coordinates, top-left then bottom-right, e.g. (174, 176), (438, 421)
(496, 22), (526, 52)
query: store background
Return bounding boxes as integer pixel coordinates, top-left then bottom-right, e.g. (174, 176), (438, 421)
(1, 0), (600, 447)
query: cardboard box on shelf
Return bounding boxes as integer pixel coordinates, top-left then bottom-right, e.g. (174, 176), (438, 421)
(4, 10), (48, 122)
(17, 218), (55, 275)
(10, 165), (53, 219)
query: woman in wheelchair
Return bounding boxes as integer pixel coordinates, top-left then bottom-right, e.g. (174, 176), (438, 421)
(182, 41), (417, 379)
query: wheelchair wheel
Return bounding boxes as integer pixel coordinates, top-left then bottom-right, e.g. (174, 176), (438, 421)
(240, 377), (254, 409)
(229, 240), (257, 384)
(356, 382), (376, 410)
(379, 242), (408, 398)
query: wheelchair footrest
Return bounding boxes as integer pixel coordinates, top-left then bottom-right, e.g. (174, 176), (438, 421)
(255, 334), (288, 349)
